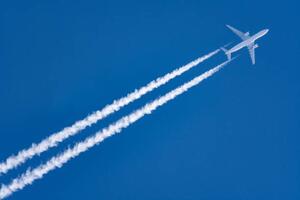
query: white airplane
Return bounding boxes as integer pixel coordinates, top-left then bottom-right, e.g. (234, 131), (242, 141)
(221, 25), (269, 65)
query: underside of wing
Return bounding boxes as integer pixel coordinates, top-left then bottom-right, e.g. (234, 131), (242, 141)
(247, 44), (256, 65)
(226, 25), (250, 40)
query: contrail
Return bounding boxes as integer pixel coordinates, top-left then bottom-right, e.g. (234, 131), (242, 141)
(0, 60), (230, 199)
(0, 49), (219, 175)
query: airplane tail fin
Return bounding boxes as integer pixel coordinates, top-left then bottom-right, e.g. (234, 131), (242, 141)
(220, 47), (227, 52)
(220, 47), (231, 61)
(223, 42), (232, 48)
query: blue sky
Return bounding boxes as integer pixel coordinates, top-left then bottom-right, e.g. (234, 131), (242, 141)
(0, 0), (299, 199)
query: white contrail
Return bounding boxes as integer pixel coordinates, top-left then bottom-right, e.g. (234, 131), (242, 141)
(0, 49), (219, 175)
(0, 60), (230, 199)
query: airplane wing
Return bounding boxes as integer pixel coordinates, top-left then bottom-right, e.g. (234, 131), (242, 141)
(226, 25), (250, 40)
(247, 43), (256, 65)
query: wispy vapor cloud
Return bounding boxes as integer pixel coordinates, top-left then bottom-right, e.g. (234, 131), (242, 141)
(0, 49), (219, 175)
(0, 60), (230, 199)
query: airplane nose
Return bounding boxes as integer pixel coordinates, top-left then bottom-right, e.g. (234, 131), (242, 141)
(265, 29), (269, 33)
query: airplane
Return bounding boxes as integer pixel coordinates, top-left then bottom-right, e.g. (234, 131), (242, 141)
(221, 25), (269, 65)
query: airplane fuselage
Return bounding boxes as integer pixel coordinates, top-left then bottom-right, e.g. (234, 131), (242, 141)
(227, 29), (269, 54)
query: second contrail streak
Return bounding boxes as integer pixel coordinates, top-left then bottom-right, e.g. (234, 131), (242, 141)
(0, 60), (230, 199)
(0, 49), (219, 175)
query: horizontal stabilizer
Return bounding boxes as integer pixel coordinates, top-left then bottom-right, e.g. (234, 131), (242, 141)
(220, 47), (231, 60)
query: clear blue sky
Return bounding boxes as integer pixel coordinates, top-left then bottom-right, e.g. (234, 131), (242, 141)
(0, 1), (299, 199)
